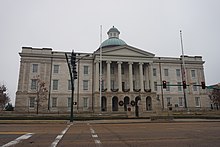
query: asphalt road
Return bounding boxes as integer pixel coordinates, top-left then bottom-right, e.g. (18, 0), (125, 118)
(0, 121), (220, 147)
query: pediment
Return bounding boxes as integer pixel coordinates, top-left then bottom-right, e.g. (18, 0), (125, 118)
(96, 45), (155, 57)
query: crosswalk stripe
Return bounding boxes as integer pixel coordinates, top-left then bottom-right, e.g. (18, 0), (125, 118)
(50, 124), (72, 147)
(2, 133), (34, 147)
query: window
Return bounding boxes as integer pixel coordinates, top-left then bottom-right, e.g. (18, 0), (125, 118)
(122, 66), (124, 74)
(67, 97), (71, 108)
(111, 80), (115, 89)
(153, 68), (157, 76)
(192, 83), (197, 91)
(101, 64), (104, 74)
(111, 65), (114, 74)
(191, 70), (196, 78)
(195, 97), (200, 107)
(83, 80), (89, 90)
(32, 64), (38, 73)
(179, 97), (183, 107)
(154, 82), (157, 91)
(29, 97), (35, 108)
(122, 82), (125, 90)
(53, 80), (59, 90)
(176, 69), (181, 77)
(167, 97), (171, 105)
(177, 82), (182, 91)
(133, 80), (135, 89)
(144, 81), (146, 89)
(166, 82), (170, 91)
(83, 97), (89, 108)
(53, 65), (59, 73)
(31, 79), (37, 90)
(101, 80), (104, 90)
(84, 66), (89, 75)
(164, 69), (169, 76)
(68, 80), (72, 90)
(52, 97), (57, 107)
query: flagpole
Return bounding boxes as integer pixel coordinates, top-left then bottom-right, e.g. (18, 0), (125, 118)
(180, 30), (187, 108)
(100, 25), (102, 111)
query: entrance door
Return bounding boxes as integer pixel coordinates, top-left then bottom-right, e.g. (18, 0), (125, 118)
(135, 96), (141, 117)
(146, 96), (152, 111)
(124, 97), (130, 111)
(101, 96), (107, 111)
(112, 96), (118, 111)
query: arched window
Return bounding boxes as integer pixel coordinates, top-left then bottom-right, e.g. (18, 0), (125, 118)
(112, 96), (118, 111)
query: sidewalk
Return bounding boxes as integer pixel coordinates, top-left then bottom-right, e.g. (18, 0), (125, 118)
(0, 118), (220, 124)
(73, 118), (220, 124)
(0, 120), (67, 124)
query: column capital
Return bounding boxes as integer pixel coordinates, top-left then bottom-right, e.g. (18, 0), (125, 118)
(128, 62), (133, 65)
(106, 60), (112, 64)
(117, 61), (123, 64)
(148, 62), (153, 66)
(95, 60), (100, 64)
(139, 62), (144, 65)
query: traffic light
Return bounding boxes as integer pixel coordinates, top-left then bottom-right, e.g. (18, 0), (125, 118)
(201, 81), (206, 89)
(73, 71), (77, 79)
(71, 51), (77, 79)
(183, 81), (186, 89)
(162, 80), (167, 89)
(71, 51), (76, 66)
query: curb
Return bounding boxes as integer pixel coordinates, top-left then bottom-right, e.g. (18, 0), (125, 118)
(0, 120), (68, 124)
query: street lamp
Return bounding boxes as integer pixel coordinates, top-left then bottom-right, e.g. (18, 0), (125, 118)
(65, 51), (90, 122)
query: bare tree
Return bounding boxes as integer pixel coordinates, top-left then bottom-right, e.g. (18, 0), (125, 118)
(0, 85), (10, 110)
(209, 87), (220, 109)
(34, 76), (48, 114)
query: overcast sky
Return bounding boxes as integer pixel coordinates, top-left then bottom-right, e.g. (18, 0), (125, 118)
(0, 0), (219, 105)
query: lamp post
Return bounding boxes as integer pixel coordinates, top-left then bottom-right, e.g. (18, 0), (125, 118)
(65, 51), (90, 122)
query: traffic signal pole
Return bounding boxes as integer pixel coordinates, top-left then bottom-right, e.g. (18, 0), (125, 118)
(65, 51), (76, 122)
(65, 51), (90, 122)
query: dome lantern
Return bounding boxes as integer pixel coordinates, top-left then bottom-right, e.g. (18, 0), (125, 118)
(107, 26), (120, 39)
(100, 26), (127, 48)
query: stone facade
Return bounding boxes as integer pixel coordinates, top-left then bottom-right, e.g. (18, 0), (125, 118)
(15, 27), (210, 117)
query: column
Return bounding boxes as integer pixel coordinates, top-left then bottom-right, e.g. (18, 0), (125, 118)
(148, 63), (154, 90)
(106, 61), (111, 92)
(117, 61), (122, 92)
(95, 61), (99, 92)
(139, 62), (144, 92)
(128, 62), (133, 92)
(145, 64), (149, 89)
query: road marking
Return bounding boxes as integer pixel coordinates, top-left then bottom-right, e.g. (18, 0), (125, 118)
(0, 132), (29, 135)
(88, 124), (102, 147)
(92, 134), (98, 138)
(2, 133), (34, 147)
(50, 123), (72, 147)
(90, 128), (95, 134)
(95, 140), (101, 144)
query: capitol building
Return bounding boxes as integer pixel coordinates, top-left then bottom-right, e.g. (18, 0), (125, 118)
(15, 26), (210, 117)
